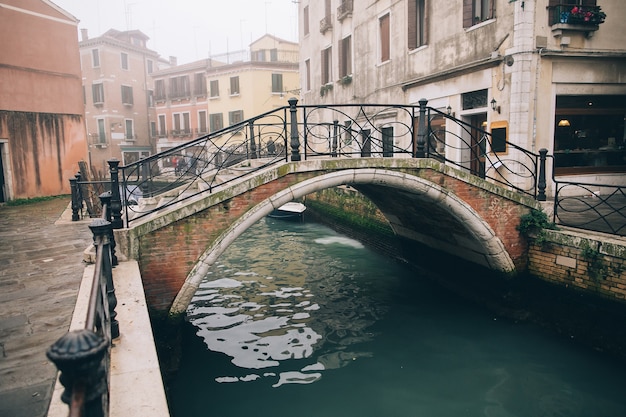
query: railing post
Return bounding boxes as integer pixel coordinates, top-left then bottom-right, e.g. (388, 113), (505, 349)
(537, 148), (548, 201)
(332, 120), (339, 157)
(248, 121), (257, 159)
(90, 218), (119, 339)
(46, 329), (109, 417)
(288, 97), (301, 161)
(415, 98), (428, 158)
(140, 158), (150, 197)
(99, 192), (118, 267)
(107, 159), (123, 229)
(70, 173), (81, 221)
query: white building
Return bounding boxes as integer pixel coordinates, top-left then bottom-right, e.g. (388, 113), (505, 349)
(298, 0), (626, 195)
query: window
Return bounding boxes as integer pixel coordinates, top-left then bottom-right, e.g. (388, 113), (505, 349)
(321, 47), (332, 85)
(147, 59), (154, 74)
(173, 113), (181, 135)
(97, 119), (106, 143)
(198, 110), (208, 134)
(379, 14), (390, 62)
(408, 0), (427, 49)
(92, 49), (100, 68)
(92, 83), (104, 104)
(382, 126), (394, 157)
(339, 36), (352, 78)
(210, 80), (219, 98)
(125, 119), (134, 140)
(121, 52), (129, 70)
(553, 95), (626, 173)
(121, 85), (133, 105)
(210, 113), (224, 132)
(155, 79), (166, 101)
(183, 113), (191, 134)
(172, 113), (191, 135)
(169, 75), (190, 99)
(548, 0), (597, 25)
(194, 73), (207, 96)
(229, 110), (244, 126)
(305, 59), (311, 91)
(270, 49), (278, 62)
(463, 0), (495, 27)
(147, 90), (154, 107)
(158, 114), (166, 137)
(150, 121), (157, 138)
(272, 73), (283, 93)
(230, 76), (240, 95)
(253, 50), (266, 62)
(303, 6), (310, 35)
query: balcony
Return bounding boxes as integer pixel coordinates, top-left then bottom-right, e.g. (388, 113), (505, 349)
(550, 4), (606, 38)
(320, 15), (333, 34)
(337, 0), (353, 21)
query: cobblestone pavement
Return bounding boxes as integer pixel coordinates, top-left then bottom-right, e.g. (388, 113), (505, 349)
(0, 197), (93, 417)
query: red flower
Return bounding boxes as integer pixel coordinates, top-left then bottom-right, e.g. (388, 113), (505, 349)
(571, 6), (579, 14)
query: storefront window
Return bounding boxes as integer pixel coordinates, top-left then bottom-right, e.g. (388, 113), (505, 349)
(553, 95), (626, 174)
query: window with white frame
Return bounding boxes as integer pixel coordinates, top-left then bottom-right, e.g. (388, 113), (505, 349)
(198, 110), (208, 133)
(210, 80), (219, 98)
(321, 47), (332, 85)
(408, 0), (427, 49)
(230, 76), (240, 95)
(210, 113), (223, 132)
(379, 13), (390, 62)
(92, 83), (104, 104)
(305, 59), (311, 91)
(121, 85), (133, 105)
(194, 72), (207, 96)
(229, 110), (244, 126)
(92, 49), (100, 68)
(271, 74), (283, 93)
(125, 119), (134, 140)
(158, 114), (166, 137)
(463, 0), (495, 27)
(121, 52), (129, 70)
(155, 79), (166, 101)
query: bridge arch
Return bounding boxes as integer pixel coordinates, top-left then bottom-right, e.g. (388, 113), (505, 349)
(170, 168), (515, 314)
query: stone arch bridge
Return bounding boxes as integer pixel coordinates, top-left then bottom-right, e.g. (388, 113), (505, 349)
(114, 157), (540, 314)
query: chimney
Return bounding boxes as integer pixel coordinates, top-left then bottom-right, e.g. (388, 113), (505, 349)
(81, 28), (89, 41)
(169, 56), (178, 66)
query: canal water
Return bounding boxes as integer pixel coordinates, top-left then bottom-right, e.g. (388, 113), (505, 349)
(168, 217), (626, 417)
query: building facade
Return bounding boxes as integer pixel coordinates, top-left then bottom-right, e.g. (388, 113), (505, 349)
(79, 29), (168, 177)
(299, 0), (626, 196)
(151, 34), (299, 169)
(0, 0), (87, 200)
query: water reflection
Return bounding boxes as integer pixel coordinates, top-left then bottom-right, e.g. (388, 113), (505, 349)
(186, 220), (384, 387)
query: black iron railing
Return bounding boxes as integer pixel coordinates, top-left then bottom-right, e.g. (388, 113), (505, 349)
(111, 99), (543, 226)
(47, 193), (119, 417)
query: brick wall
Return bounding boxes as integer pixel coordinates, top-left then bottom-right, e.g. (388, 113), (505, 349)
(528, 229), (626, 302)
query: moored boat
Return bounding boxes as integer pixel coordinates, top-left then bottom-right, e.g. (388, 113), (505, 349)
(268, 202), (306, 220)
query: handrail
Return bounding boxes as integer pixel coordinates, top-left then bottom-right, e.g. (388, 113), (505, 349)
(549, 155), (626, 236)
(109, 99), (542, 227)
(47, 193), (119, 417)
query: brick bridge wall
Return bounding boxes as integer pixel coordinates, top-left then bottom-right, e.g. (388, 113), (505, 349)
(125, 162), (536, 312)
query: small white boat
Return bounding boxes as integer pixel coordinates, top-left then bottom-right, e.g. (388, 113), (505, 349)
(268, 202), (306, 220)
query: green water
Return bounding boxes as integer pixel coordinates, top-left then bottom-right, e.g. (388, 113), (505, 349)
(168, 218), (626, 417)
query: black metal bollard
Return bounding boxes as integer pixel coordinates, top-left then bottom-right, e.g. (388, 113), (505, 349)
(70, 174), (81, 221)
(107, 159), (123, 229)
(89, 219), (119, 339)
(537, 148), (548, 201)
(288, 97), (301, 161)
(415, 98), (428, 158)
(46, 329), (109, 417)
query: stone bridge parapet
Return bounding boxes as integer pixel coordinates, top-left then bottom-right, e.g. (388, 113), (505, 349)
(114, 158), (540, 313)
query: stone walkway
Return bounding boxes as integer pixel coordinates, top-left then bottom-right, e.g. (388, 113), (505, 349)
(0, 197), (93, 417)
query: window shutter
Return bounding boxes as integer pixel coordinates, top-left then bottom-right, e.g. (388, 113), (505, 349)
(338, 37), (344, 77)
(462, 0), (474, 28)
(423, 0), (429, 45)
(490, 0), (496, 19)
(408, 0), (417, 50)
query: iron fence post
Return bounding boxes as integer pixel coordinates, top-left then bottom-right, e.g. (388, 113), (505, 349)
(416, 98), (428, 158)
(99, 192), (118, 267)
(538, 148), (548, 201)
(70, 174), (81, 221)
(288, 97), (301, 161)
(107, 159), (123, 229)
(89, 218), (119, 339)
(249, 121), (258, 159)
(140, 158), (150, 197)
(332, 120), (339, 157)
(46, 329), (109, 417)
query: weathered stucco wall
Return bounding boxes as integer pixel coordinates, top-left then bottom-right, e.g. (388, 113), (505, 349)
(0, 111), (87, 198)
